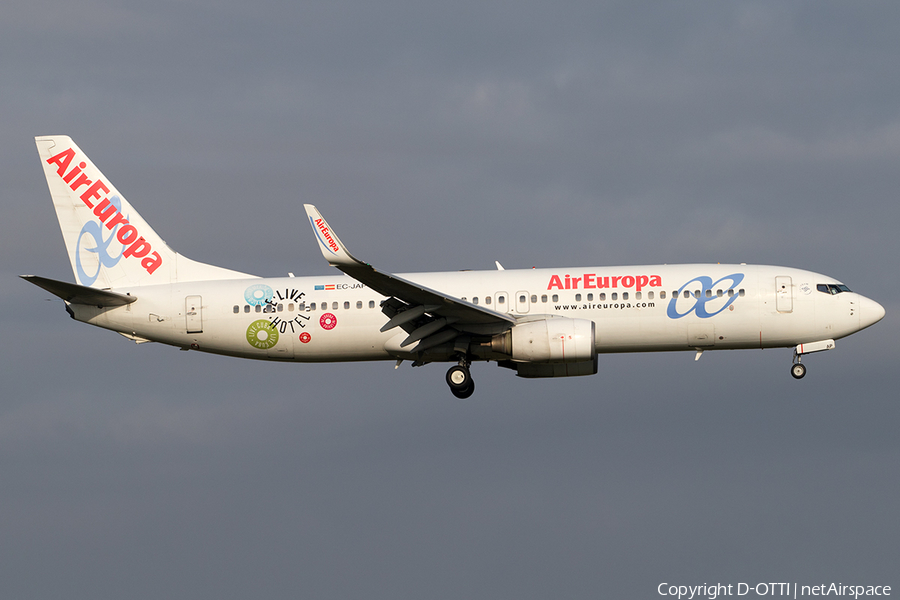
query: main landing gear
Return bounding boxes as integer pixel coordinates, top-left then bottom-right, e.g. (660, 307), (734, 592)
(446, 362), (475, 399)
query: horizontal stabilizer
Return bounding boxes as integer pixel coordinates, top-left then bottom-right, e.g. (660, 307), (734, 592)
(21, 275), (137, 306)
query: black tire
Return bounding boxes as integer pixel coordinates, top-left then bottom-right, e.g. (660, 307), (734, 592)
(451, 379), (475, 399)
(791, 363), (807, 379)
(446, 365), (471, 390)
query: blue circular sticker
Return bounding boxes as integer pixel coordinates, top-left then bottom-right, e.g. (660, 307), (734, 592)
(244, 284), (274, 306)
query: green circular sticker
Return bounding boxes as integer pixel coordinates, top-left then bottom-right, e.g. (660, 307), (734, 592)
(246, 319), (279, 349)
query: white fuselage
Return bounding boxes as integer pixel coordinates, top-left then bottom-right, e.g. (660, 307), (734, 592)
(68, 263), (881, 363)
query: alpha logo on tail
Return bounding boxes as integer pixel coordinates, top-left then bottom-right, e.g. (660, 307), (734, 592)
(46, 147), (162, 278)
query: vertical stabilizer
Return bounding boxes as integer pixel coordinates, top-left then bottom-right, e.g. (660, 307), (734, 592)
(35, 136), (255, 288)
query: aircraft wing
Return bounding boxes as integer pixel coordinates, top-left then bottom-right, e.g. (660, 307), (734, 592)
(21, 275), (137, 306)
(304, 205), (515, 353)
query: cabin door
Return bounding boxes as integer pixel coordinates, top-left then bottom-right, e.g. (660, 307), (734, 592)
(775, 276), (793, 313)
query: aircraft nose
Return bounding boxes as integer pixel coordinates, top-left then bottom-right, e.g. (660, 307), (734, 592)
(859, 295), (886, 330)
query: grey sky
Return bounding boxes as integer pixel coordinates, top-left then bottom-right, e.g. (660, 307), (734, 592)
(2, 1), (898, 598)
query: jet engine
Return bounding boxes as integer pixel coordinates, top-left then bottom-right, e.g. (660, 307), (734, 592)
(491, 317), (597, 378)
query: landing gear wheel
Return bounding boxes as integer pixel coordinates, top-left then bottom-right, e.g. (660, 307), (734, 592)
(446, 365), (474, 398)
(446, 365), (471, 390)
(451, 379), (475, 399)
(791, 363), (807, 379)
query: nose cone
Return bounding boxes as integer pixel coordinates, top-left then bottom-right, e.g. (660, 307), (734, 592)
(859, 295), (886, 330)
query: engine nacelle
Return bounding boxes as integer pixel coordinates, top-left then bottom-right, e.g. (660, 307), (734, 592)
(492, 317), (596, 364)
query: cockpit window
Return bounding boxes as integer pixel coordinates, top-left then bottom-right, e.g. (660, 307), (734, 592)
(817, 283), (852, 295)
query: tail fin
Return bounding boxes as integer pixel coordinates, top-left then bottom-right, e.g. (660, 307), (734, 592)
(35, 135), (255, 288)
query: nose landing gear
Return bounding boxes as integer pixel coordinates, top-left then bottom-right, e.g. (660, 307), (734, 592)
(446, 363), (475, 398)
(790, 339), (835, 380)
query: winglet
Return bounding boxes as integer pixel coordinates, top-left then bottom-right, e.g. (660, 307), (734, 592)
(303, 204), (358, 267)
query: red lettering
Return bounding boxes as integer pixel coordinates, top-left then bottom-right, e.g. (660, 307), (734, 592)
(78, 179), (108, 209)
(46, 148), (75, 176)
(123, 236), (151, 259)
(547, 273), (661, 291)
(141, 252), (162, 274)
(92, 198), (117, 221)
(105, 211), (129, 230)
(69, 173), (93, 194)
(63, 162), (86, 184)
(116, 224), (138, 245)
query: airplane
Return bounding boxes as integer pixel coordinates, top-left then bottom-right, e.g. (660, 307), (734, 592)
(23, 135), (886, 398)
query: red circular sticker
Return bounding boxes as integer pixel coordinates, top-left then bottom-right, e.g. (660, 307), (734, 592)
(320, 313), (337, 330)
(299, 332), (311, 343)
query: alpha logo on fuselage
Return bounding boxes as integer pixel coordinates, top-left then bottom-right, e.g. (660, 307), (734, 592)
(666, 273), (745, 319)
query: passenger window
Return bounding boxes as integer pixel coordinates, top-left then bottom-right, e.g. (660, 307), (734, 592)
(233, 305), (239, 314)
(530, 295), (537, 303)
(717, 290), (723, 298)
(552, 294), (559, 302)
(587, 293), (593, 301)
(599, 293), (606, 301)
(739, 289), (745, 297)
(622, 292), (629, 300)
(473, 297), (479, 305)
(683, 291), (691, 299)
(244, 305), (250, 313)
(648, 291), (654, 300)
(635, 292), (641, 300)
(520, 294), (527, 303)
(705, 290), (712, 298)
(485, 296), (492, 305)
(369, 300), (375, 308)
(255, 305), (262, 313)
(288, 303), (294, 311)
(727, 289), (734, 297)
(343, 301), (350, 310)
(660, 291), (666, 299)
(541, 295), (548, 303)
(612, 293), (618, 301)
(332, 302), (338, 310)
(277, 303), (283, 312)
(356, 301), (362, 309)
(310, 302), (316, 310)
(498, 295), (505, 304)
(575, 294), (582, 302)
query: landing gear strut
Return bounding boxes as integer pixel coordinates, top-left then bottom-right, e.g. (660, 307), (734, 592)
(791, 351), (807, 380)
(446, 363), (475, 398)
